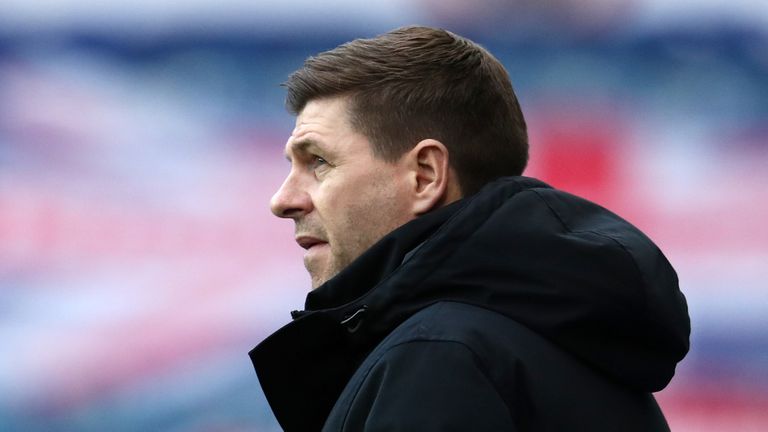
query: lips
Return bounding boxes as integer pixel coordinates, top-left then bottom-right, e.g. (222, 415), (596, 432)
(296, 236), (328, 250)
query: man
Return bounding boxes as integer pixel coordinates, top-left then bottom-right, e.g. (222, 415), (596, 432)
(250, 26), (690, 431)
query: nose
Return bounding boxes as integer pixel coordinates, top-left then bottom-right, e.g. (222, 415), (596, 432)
(270, 172), (313, 219)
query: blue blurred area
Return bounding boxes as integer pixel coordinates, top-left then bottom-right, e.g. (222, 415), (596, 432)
(1, 1), (767, 431)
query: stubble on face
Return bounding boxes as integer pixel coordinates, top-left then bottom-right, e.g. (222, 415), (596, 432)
(302, 171), (406, 289)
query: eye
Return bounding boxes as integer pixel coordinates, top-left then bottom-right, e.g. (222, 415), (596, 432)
(311, 156), (327, 168)
(310, 155), (331, 176)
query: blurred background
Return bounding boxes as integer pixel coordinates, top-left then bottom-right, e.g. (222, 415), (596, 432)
(1, 0), (766, 430)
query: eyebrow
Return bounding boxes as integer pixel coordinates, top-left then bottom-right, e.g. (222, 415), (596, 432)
(284, 138), (330, 161)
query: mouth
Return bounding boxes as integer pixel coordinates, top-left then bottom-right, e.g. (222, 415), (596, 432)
(295, 236), (329, 250)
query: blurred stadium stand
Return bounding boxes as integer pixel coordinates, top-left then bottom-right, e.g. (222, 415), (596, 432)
(1, 1), (767, 431)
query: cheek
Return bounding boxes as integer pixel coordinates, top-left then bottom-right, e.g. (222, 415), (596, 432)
(318, 168), (411, 246)
(315, 171), (374, 215)
(347, 181), (410, 236)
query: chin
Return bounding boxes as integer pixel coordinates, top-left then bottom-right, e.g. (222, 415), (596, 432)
(308, 267), (329, 289)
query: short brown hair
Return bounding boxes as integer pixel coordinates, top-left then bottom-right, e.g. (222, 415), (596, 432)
(284, 26), (528, 196)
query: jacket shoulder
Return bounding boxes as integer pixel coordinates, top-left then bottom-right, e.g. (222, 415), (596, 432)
(325, 301), (670, 432)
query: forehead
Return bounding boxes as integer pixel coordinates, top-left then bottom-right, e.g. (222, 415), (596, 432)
(284, 97), (365, 156)
(291, 98), (351, 137)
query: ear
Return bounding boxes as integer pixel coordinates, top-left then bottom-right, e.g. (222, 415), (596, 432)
(404, 139), (461, 215)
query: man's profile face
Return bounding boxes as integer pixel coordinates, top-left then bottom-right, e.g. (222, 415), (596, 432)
(270, 97), (415, 288)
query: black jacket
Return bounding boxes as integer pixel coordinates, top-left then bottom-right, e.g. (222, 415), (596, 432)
(250, 177), (691, 431)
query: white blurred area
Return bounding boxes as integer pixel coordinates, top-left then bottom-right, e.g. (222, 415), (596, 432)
(1, 0), (767, 34)
(0, 0), (415, 35)
(1, 1), (767, 431)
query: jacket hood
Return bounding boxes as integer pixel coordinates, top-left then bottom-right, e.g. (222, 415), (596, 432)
(251, 176), (690, 430)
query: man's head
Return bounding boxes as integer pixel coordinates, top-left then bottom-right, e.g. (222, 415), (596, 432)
(271, 26), (528, 288)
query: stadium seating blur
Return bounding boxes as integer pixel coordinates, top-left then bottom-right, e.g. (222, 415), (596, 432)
(1, 1), (766, 430)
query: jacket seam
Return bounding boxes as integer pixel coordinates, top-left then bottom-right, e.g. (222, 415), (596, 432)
(527, 188), (649, 313)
